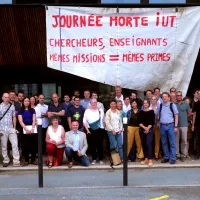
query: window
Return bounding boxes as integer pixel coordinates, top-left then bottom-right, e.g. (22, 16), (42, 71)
(150, 0), (186, 3)
(0, 0), (12, 4)
(101, 0), (140, 3)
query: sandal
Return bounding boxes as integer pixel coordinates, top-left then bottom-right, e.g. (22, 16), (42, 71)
(24, 162), (29, 166)
(31, 160), (38, 165)
(48, 162), (53, 168)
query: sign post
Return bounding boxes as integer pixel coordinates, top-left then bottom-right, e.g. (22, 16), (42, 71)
(37, 118), (43, 188)
(123, 117), (128, 186)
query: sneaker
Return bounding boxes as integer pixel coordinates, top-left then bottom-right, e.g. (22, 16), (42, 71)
(192, 156), (200, 160)
(68, 162), (73, 168)
(13, 163), (24, 167)
(176, 156), (180, 160)
(161, 159), (169, 163)
(3, 163), (9, 167)
(148, 161), (153, 167)
(91, 160), (96, 165)
(170, 160), (176, 164)
(99, 160), (104, 165)
(180, 157), (186, 162)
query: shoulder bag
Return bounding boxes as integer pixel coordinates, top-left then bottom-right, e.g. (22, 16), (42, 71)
(0, 104), (12, 121)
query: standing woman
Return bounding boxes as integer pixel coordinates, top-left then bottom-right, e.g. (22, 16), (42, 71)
(83, 99), (104, 165)
(30, 96), (37, 109)
(105, 100), (123, 162)
(127, 100), (144, 160)
(138, 99), (155, 167)
(18, 97), (37, 165)
(150, 96), (161, 160)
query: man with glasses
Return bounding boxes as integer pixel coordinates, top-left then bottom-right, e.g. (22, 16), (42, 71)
(67, 97), (85, 131)
(175, 91), (190, 161)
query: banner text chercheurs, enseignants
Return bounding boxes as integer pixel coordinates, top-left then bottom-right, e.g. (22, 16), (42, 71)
(49, 37), (168, 51)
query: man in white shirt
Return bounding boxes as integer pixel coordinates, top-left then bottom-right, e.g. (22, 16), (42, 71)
(35, 94), (49, 154)
(115, 86), (124, 104)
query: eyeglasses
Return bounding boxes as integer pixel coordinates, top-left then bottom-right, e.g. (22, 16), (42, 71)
(177, 95), (182, 97)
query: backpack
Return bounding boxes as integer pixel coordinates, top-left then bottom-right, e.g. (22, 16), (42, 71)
(159, 103), (175, 121)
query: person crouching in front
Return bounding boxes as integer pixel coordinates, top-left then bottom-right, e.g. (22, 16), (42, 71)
(65, 121), (90, 168)
(45, 115), (65, 168)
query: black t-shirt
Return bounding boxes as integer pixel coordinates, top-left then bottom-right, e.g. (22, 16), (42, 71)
(138, 110), (155, 127)
(192, 101), (200, 126)
(48, 103), (65, 125)
(67, 106), (85, 128)
(48, 103), (65, 113)
(128, 111), (139, 127)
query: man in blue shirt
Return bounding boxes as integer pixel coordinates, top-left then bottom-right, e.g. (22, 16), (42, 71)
(80, 90), (91, 109)
(65, 121), (89, 168)
(156, 92), (179, 164)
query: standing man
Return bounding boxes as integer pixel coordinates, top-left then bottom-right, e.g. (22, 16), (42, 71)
(145, 90), (153, 101)
(154, 87), (162, 104)
(192, 90), (200, 159)
(88, 91), (104, 111)
(156, 92), (179, 164)
(48, 93), (65, 126)
(170, 92), (176, 103)
(0, 93), (21, 167)
(80, 90), (91, 109)
(67, 97), (85, 131)
(35, 94), (49, 154)
(191, 89), (199, 109)
(74, 90), (81, 98)
(115, 86), (124, 104)
(63, 94), (72, 131)
(170, 87), (176, 93)
(16, 92), (24, 108)
(176, 91), (191, 161)
(130, 91), (143, 109)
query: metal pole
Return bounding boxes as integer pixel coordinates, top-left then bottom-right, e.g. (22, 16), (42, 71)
(37, 119), (43, 188)
(123, 117), (128, 186)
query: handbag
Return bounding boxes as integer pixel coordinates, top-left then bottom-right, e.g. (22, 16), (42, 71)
(89, 119), (101, 130)
(110, 149), (121, 166)
(0, 104), (12, 121)
(23, 125), (37, 134)
(88, 109), (101, 130)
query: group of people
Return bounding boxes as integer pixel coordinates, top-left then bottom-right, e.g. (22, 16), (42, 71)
(0, 86), (199, 168)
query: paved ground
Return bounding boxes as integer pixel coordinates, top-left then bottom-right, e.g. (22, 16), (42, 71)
(1, 154), (200, 171)
(0, 169), (200, 199)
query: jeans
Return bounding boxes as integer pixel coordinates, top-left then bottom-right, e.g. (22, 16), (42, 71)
(160, 124), (176, 161)
(65, 147), (90, 167)
(107, 131), (123, 160)
(139, 128), (154, 159)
